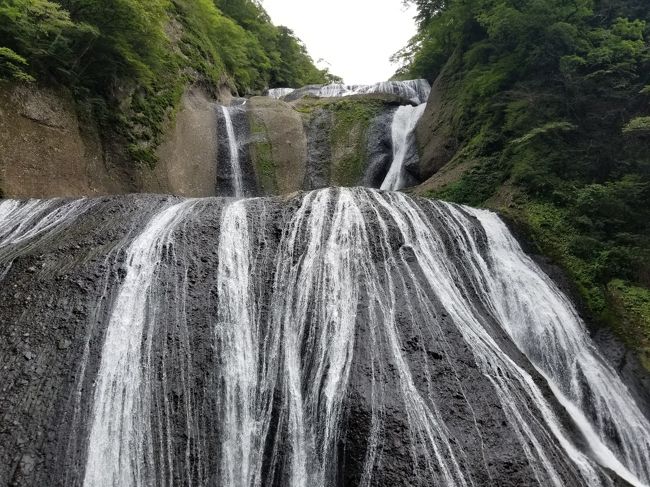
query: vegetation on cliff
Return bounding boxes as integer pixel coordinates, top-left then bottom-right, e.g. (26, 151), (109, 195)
(398, 0), (650, 367)
(0, 0), (335, 165)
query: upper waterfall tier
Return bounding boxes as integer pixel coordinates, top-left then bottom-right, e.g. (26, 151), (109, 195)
(268, 79), (431, 105)
(219, 82), (431, 196)
(0, 188), (648, 487)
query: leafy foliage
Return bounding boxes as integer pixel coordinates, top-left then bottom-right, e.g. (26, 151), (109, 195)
(400, 0), (650, 361)
(0, 46), (33, 81)
(623, 116), (650, 134)
(214, 0), (338, 87)
(0, 0), (334, 164)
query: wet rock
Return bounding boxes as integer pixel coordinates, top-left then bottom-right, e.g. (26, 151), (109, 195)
(19, 453), (35, 474)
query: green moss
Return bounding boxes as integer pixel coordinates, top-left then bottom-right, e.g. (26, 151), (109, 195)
(424, 126), (510, 205)
(330, 100), (381, 141)
(522, 202), (606, 313)
(514, 201), (650, 370)
(511, 121), (577, 145)
(623, 116), (650, 134)
(248, 114), (277, 194)
(127, 143), (159, 169)
(433, 156), (508, 205)
(333, 155), (365, 187)
(328, 99), (381, 186)
(608, 280), (650, 369)
(118, 69), (187, 166)
(400, 0), (650, 371)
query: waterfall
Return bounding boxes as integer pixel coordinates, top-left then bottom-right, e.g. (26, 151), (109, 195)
(267, 87), (296, 99)
(471, 209), (650, 485)
(380, 104), (427, 191)
(220, 105), (245, 197)
(83, 200), (198, 487)
(0, 198), (93, 279)
(215, 200), (269, 487)
(264, 79), (432, 191)
(2, 189), (649, 486)
(268, 79), (431, 105)
(72, 189), (649, 486)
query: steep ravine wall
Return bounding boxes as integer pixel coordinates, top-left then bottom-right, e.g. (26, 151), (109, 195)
(411, 51), (462, 191)
(0, 83), (221, 198)
(1, 84), (416, 198)
(246, 96), (308, 195)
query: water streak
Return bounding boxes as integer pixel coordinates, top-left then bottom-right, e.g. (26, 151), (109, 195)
(220, 105), (245, 197)
(470, 208), (650, 486)
(380, 104), (427, 191)
(83, 200), (197, 487)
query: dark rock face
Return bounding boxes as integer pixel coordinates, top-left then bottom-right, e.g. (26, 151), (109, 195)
(361, 108), (396, 188)
(0, 196), (174, 486)
(0, 189), (647, 487)
(413, 53), (461, 182)
(303, 108), (334, 190)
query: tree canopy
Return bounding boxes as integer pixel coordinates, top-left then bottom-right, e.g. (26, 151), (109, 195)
(0, 0), (338, 166)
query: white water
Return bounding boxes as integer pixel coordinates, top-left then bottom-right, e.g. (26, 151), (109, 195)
(471, 209), (650, 486)
(380, 103), (428, 191)
(215, 200), (270, 487)
(364, 191), (603, 486)
(72, 188), (650, 486)
(266, 87), (296, 99)
(0, 199), (90, 251)
(83, 200), (197, 487)
(268, 79), (431, 105)
(0, 199), (92, 279)
(221, 105), (245, 197)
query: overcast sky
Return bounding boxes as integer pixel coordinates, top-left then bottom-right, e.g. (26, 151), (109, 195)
(262, 0), (418, 85)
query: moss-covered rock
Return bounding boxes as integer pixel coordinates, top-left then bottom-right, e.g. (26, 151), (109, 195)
(607, 280), (650, 370)
(296, 94), (406, 189)
(244, 94), (411, 193)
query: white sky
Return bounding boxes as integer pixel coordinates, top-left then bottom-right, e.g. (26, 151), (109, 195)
(261, 0), (418, 85)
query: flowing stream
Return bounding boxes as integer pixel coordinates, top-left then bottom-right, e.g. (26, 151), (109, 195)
(75, 189), (649, 486)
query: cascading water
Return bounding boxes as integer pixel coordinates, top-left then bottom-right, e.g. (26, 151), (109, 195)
(472, 210), (650, 485)
(380, 103), (428, 191)
(268, 79), (431, 105)
(219, 105), (245, 197)
(83, 199), (199, 487)
(215, 200), (269, 487)
(264, 79), (431, 191)
(266, 87), (296, 99)
(2, 188), (648, 486)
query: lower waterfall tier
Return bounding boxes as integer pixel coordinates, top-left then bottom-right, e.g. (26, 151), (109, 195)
(0, 188), (648, 487)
